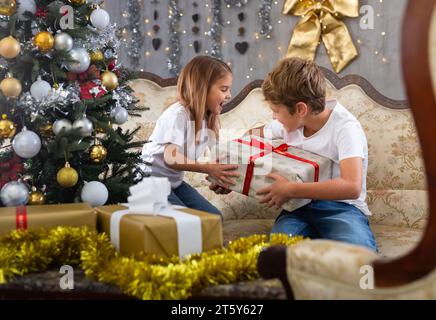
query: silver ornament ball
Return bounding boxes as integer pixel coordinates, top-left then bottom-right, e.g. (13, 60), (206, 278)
(112, 107), (129, 125)
(53, 119), (72, 135)
(0, 181), (29, 207)
(54, 32), (73, 52)
(12, 128), (41, 159)
(65, 48), (91, 73)
(30, 76), (51, 101)
(17, 0), (37, 21)
(81, 181), (109, 207)
(90, 8), (110, 30)
(73, 117), (93, 137)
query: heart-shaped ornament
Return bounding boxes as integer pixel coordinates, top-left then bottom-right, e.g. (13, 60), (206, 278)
(152, 38), (162, 51)
(235, 42), (249, 54)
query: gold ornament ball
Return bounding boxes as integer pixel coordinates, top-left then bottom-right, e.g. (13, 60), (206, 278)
(68, 0), (86, 5)
(101, 71), (118, 91)
(90, 49), (104, 63)
(0, 76), (22, 97)
(89, 144), (107, 163)
(57, 163), (79, 188)
(39, 123), (53, 138)
(33, 31), (55, 52)
(28, 190), (46, 205)
(0, 0), (16, 16)
(0, 115), (15, 138)
(0, 36), (21, 59)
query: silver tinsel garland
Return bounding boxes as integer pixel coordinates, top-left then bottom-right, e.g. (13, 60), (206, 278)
(16, 84), (81, 121)
(168, 0), (182, 76)
(258, 0), (273, 39)
(223, 0), (249, 7)
(126, 0), (144, 69)
(75, 24), (121, 52)
(112, 88), (135, 109)
(210, 0), (223, 60)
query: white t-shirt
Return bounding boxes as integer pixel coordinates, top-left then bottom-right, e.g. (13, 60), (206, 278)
(141, 102), (214, 189)
(264, 99), (371, 216)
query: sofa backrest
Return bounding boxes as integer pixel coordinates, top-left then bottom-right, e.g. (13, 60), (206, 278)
(125, 70), (428, 229)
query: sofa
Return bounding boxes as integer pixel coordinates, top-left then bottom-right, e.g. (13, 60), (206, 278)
(125, 67), (427, 261)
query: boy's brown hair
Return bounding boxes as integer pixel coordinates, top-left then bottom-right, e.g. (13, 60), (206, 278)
(262, 58), (326, 114)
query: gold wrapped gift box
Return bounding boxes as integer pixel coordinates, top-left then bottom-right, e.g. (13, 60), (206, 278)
(0, 203), (96, 237)
(96, 205), (223, 258)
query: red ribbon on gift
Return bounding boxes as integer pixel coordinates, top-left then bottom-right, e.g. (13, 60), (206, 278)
(0, 155), (24, 190)
(16, 206), (28, 231)
(234, 137), (320, 195)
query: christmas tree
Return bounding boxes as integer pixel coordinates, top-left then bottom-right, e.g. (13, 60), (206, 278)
(0, 0), (147, 207)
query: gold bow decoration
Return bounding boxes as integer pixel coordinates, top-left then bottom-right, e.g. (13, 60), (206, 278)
(283, 0), (359, 73)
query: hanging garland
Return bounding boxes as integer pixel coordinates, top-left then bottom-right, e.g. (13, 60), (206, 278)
(168, 0), (182, 76)
(126, 0), (144, 69)
(210, 0), (223, 60)
(0, 226), (303, 299)
(258, 0), (273, 39)
(223, 0), (250, 8)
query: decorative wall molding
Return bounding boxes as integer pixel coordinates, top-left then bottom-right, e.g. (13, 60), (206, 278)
(135, 69), (410, 111)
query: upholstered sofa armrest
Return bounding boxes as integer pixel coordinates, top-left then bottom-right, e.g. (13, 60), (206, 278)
(258, 240), (378, 299)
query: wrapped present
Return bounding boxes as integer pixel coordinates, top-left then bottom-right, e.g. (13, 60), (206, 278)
(0, 203), (96, 237)
(96, 178), (223, 259)
(208, 136), (333, 212)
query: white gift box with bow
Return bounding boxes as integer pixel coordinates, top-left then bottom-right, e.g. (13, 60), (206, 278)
(110, 177), (204, 258)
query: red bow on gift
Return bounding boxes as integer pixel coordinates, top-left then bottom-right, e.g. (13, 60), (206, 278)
(0, 155), (24, 190)
(235, 138), (320, 196)
(79, 81), (107, 100)
(67, 65), (101, 83)
(35, 7), (48, 18)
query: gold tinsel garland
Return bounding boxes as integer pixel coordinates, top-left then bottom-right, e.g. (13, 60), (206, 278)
(0, 227), (303, 299)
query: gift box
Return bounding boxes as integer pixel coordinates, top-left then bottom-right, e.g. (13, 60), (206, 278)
(208, 136), (333, 212)
(96, 204), (223, 259)
(0, 203), (96, 237)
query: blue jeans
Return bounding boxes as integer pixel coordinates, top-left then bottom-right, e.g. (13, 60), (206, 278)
(168, 181), (222, 217)
(272, 200), (378, 252)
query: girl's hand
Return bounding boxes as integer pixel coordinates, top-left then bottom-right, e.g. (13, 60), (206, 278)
(206, 164), (239, 189)
(209, 183), (232, 194)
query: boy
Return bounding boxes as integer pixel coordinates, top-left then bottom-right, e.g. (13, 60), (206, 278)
(212, 58), (377, 252)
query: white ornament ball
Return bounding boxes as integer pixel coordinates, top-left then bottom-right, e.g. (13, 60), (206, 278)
(81, 181), (108, 207)
(90, 7), (110, 30)
(12, 128), (41, 159)
(0, 181), (29, 207)
(73, 117), (93, 137)
(54, 32), (73, 52)
(30, 76), (51, 101)
(112, 107), (129, 125)
(53, 119), (72, 135)
(17, 0), (37, 21)
(65, 48), (91, 73)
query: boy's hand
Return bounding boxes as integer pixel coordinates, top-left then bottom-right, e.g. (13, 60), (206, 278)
(209, 183), (232, 195)
(256, 172), (294, 209)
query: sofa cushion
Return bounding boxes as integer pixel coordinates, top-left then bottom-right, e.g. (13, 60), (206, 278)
(222, 219), (423, 259)
(367, 189), (428, 229)
(371, 224), (423, 258)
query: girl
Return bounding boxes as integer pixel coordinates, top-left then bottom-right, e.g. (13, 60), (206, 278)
(141, 56), (239, 215)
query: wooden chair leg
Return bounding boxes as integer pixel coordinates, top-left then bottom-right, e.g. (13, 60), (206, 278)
(257, 245), (295, 299)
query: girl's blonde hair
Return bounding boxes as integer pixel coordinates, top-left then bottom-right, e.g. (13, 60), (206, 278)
(177, 55), (231, 140)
